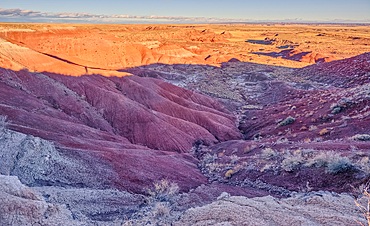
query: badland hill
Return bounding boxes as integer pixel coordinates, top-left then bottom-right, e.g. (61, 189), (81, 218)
(0, 23), (370, 225)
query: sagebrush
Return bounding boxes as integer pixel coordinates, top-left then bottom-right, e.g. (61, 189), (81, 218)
(145, 179), (179, 203)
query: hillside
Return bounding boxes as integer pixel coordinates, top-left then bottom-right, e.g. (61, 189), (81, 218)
(0, 23), (369, 225)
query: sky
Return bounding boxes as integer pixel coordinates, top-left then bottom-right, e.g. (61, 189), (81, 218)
(0, 0), (369, 23)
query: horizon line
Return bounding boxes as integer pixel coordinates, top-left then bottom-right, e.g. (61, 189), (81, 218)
(1, 8), (369, 24)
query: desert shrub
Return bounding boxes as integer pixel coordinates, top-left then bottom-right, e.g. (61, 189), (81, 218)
(351, 134), (370, 141)
(126, 181), (181, 225)
(327, 156), (354, 174)
(201, 153), (218, 164)
(319, 128), (329, 136)
(280, 150), (305, 172)
(305, 152), (329, 168)
(205, 162), (227, 174)
(277, 137), (289, 144)
(300, 149), (315, 158)
(281, 157), (301, 172)
(278, 116), (295, 127)
(230, 154), (240, 165)
(262, 148), (278, 160)
(244, 145), (257, 154)
(331, 104), (343, 114)
(153, 202), (170, 217)
(225, 169), (234, 178)
(145, 179), (179, 203)
(305, 151), (354, 174)
(309, 125), (317, 131)
(260, 164), (272, 172)
(356, 157), (370, 174)
(330, 97), (353, 114)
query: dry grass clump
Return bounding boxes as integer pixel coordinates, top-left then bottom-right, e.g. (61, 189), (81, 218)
(319, 128), (329, 136)
(309, 125), (317, 131)
(278, 116), (295, 127)
(201, 153), (218, 164)
(304, 151), (355, 174)
(257, 147), (370, 176)
(197, 149), (247, 180)
(262, 148), (278, 160)
(326, 156), (354, 174)
(123, 180), (181, 225)
(154, 202), (170, 217)
(259, 149), (357, 174)
(145, 179), (179, 203)
(230, 154), (240, 165)
(351, 134), (370, 141)
(330, 97), (352, 114)
(225, 169), (234, 178)
(356, 157), (370, 174)
(281, 156), (302, 172)
(280, 149), (310, 172)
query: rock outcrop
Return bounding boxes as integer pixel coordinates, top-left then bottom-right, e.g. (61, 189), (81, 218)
(0, 175), (83, 226)
(3, 174), (366, 226)
(174, 192), (366, 226)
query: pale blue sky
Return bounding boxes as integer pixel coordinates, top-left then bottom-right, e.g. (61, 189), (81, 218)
(1, 0), (369, 23)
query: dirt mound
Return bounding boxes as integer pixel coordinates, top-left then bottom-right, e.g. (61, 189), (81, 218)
(0, 175), (83, 226)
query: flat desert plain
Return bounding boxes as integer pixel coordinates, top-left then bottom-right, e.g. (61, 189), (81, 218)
(0, 23), (369, 75)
